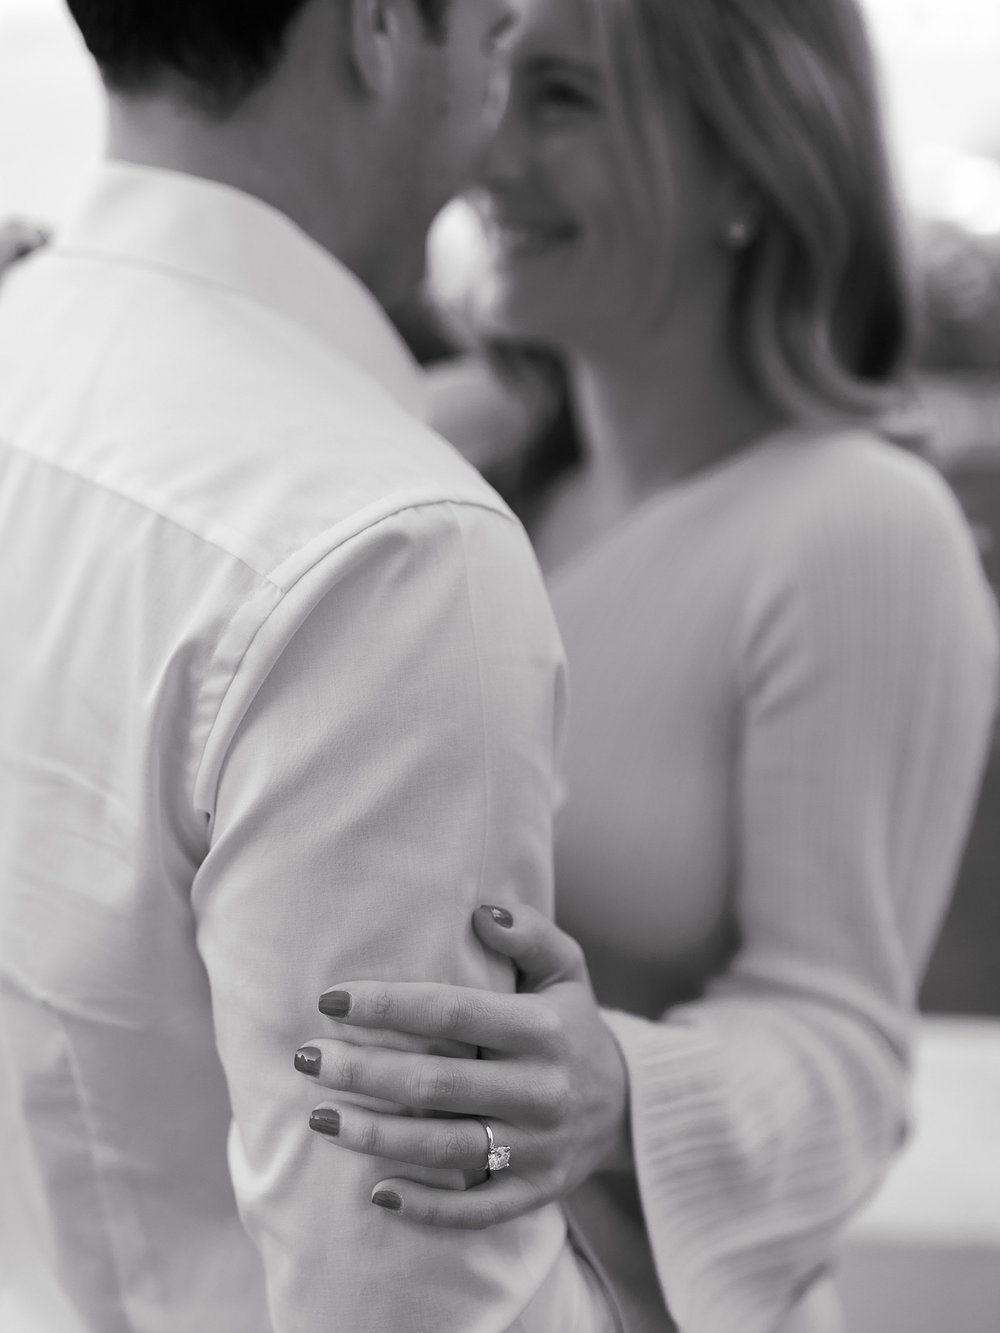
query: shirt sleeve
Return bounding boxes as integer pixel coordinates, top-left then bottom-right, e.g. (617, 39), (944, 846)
(190, 497), (574, 1333)
(602, 446), (999, 1333)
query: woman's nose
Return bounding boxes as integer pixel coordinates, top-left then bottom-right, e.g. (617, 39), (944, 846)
(478, 101), (529, 191)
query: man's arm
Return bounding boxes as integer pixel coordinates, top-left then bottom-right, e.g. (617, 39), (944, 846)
(191, 497), (572, 1332)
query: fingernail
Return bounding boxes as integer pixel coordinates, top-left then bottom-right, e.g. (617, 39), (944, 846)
(318, 990), (352, 1019)
(482, 905), (514, 928)
(372, 1190), (403, 1212)
(309, 1108), (341, 1137)
(294, 1045), (322, 1076)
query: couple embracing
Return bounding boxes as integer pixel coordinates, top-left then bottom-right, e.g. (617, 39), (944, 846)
(0, 3), (995, 1332)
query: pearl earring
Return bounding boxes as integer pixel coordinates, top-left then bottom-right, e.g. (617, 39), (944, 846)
(725, 217), (753, 249)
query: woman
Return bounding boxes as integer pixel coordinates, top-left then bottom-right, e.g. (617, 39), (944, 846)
(291, 2), (998, 1332)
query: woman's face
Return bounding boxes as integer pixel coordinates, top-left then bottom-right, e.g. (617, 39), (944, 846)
(470, 0), (728, 358)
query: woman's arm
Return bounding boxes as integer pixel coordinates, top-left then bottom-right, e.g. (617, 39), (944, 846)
(596, 441), (998, 1333)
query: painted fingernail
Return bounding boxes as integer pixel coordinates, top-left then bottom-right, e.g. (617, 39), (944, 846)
(309, 1108), (341, 1137)
(372, 1190), (404, 1213)
(482, 905), (514, 928)
(294, 1045), (322, 1076)
(318, 990), (352, 1019)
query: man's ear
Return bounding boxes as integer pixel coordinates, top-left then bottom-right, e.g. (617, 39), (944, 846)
(347, 0), (405, 97)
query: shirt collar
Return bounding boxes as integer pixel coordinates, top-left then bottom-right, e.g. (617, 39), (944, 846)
(56, 161), (426, 420)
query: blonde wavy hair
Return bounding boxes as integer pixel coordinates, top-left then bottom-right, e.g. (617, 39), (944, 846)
(587, 0), (915, 423)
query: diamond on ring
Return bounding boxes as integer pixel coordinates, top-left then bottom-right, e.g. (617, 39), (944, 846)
(475, 1117), (512, 1173)
(487, 1142), (511, 1172)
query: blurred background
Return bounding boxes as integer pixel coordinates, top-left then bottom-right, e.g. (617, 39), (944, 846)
(0, 1), (998, 1329)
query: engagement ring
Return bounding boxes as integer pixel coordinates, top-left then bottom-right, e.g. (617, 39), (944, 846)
(474, 1117), (511, 1173)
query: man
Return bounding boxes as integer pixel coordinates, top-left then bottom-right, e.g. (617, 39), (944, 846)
(0, 3), (616, 1329)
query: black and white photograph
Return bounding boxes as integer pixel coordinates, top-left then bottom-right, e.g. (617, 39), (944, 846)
(1, 2), (998, 1330)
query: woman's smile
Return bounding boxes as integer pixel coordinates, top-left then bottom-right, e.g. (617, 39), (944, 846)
(487, 215), (580, 261)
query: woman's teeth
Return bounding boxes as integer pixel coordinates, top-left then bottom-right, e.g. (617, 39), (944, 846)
(493, 223), (573, 258)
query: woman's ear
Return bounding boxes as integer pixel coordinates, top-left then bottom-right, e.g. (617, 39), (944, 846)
(347, 0), (404, 97)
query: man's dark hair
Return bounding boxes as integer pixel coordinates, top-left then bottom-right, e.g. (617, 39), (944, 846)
(65, 0), (451, 112)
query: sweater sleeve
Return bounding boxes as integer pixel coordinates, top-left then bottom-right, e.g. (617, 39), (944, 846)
(601, 441), (999, 1333)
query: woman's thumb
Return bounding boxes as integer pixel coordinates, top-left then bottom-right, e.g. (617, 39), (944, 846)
(473, 903), (588, 991)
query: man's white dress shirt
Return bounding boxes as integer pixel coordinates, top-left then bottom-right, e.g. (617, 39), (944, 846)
(0, 164), (613, 1333)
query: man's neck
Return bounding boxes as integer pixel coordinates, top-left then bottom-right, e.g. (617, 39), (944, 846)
(105, 92), (387, 298)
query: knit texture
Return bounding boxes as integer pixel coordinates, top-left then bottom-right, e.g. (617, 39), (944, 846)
(549, 429), (999, 1333)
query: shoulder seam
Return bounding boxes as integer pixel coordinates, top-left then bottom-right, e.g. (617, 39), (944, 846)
(0, 435), (516, 590)
(192, 493), (521, 824)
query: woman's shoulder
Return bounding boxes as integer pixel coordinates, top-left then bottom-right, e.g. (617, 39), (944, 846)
(732, 425), (998, 701)
(737, 424), (998, 665)
(774, 422), (948, 500)
(763, 424), (975, 565)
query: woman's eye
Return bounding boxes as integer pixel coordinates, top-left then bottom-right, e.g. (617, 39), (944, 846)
(533, 80), (595, 116)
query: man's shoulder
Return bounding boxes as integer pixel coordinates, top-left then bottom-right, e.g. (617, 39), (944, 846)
(0, 251), (514, 588)
(150, 313), (513, 589)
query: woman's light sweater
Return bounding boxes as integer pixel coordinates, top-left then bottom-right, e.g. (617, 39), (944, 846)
(546, 428), (998, 1333)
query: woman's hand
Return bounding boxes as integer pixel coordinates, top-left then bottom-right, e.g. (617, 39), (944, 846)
(0, 220), (50, 277)
(294, 904), (631, 1229)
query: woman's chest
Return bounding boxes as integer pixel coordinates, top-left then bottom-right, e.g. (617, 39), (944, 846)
(548, 542), (746, 1016)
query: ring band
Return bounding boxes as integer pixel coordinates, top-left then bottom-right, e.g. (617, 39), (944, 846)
(474, 1117), (512, 1173)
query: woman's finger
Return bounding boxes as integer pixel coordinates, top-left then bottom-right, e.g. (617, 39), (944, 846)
(307, 1100), (521, 1176)
(472, 903), (589, 991)
(316, 979), (561, 1054)
(295, 1037), (545, 1117)
(367, 1172), (545, 1230)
